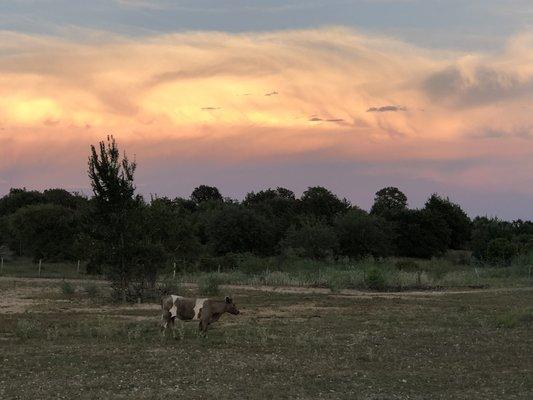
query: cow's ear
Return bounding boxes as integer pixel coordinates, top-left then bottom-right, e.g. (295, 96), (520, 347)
(225, 296), (231, 303)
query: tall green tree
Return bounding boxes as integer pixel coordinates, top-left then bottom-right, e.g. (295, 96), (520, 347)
(335, 208), (393, 259)
(87, 136), (165, 300)
(191, 185), (223, 205)
(6, 204), (79, 261)
(424, 194), (471, 249)
(300, 186), (350, 221)
(370, 187), (408, 217)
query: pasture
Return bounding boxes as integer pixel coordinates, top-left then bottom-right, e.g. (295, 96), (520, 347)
(0, 276), (532, 399)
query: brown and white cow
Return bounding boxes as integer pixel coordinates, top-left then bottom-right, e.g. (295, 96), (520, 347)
(161, 295), (240, 335)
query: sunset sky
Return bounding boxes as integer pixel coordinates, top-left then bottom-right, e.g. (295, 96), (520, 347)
(1, 1), (532, 218)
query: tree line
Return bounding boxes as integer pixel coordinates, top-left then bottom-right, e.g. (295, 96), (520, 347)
(1, 137), (532, 297)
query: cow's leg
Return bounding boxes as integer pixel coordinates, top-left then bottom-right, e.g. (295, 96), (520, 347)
(199, 319), (209, 336)
(161, 310), (171, 338)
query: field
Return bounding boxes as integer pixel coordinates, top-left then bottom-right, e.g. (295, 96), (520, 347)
(0, 274), (532, 399)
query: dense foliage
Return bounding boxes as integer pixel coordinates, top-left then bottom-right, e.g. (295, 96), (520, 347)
(1, 139), (532, 282)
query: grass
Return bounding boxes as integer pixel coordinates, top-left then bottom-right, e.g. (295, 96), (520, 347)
(0, 277), (531, 399)
(0, 257), (92, 279)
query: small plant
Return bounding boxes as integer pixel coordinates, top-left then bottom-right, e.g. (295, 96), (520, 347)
(198, 274), (220, 296)
(366, 267), (386, 291)
(495, 310), (533, 329)
(84, 283), (98, 299)
(15, 318), (40, 339)
(60, 280), (75, 296)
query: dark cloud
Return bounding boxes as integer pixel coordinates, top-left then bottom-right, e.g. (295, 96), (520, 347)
(201, 107), (221, 110)
(308, 116), (345, 123)
(265, 91), (278, 96)
(366, 105), (407, 112)
(422, 65), (533, 107)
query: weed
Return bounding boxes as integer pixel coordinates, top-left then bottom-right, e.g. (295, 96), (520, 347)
(60, 280), (75, 296)
(366, 267), (386, 291)
(15, 318), (40, 339)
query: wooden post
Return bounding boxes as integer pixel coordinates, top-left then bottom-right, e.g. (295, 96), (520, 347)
(38, 259), (42, 277)
(173, 262), (176, 279)
(77, 260), (80, 274)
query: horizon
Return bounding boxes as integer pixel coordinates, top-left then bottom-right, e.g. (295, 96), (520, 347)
(1, 1), (533, 220)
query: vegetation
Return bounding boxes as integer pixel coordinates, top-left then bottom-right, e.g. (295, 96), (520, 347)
(1, 138), (532, 299)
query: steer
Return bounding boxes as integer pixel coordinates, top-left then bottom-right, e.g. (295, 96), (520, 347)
(161, 295), (240, 335)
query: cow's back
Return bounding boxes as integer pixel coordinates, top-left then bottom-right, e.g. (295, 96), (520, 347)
(164, 296), (208, 320)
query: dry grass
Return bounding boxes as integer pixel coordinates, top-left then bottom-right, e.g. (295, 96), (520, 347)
(0, 277), (532, 399)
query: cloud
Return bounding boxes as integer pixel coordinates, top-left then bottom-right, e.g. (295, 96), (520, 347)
(265, 91), (279, 96)
(1, 28), (533, 201)
(367, 105), (407, 112)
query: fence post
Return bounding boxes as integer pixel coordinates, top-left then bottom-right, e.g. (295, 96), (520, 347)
(38, 259), (42, 277)
(173, 262), (176, 279)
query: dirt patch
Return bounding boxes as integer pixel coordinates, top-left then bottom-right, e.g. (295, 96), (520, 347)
(0, 285), (53, 314)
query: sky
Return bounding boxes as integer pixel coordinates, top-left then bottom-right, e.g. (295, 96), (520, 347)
(1, 0), (532, 219)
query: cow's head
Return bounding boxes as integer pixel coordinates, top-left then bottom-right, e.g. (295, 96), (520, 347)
(224, 296), (240, 315)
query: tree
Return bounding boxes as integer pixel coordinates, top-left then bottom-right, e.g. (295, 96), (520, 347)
(394, 209), (450, 258)
(0, 188), (44, 217)
(470, 217), (513, 261)
(300, 186), (350, 221)
(243, 187), (299, 247)
(335, 208), (393, 258)
(424, 194), (471, 249)
(370, 187), (407, 217)
(205, 205), (275, 255)
(6, 204), (79, 261)
(87, 136), (165, 300)
(146, 197), (200, 261)
(282, 218), (339, 260)
(191, 185), (223, 205)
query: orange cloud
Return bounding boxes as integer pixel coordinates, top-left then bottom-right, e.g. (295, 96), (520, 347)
(0, 28), (532, 195)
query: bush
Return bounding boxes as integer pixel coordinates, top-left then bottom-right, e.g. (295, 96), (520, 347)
(15, 318), (40, 339)
(198, 274), (220, 296)
(366, 268), (386, 291)
(60, 280), (75, 296)
(486, 238), (518, 265)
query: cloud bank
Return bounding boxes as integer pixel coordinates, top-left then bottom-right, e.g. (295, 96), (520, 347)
(0, 28), (532, 216)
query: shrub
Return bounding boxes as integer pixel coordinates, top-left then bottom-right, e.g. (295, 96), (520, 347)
(60, 280), (75, 296)
(15, 318), (40, 339)
(366, 268), (386, 291)
(486, 238), (518, 265)
(198, 274), (220, 296)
